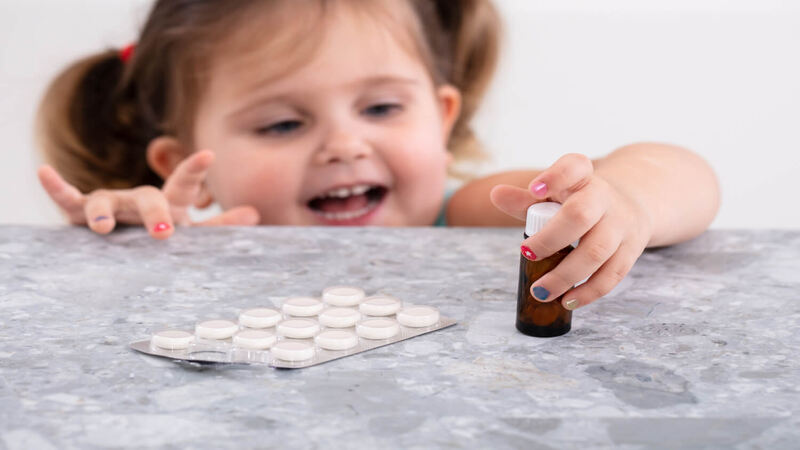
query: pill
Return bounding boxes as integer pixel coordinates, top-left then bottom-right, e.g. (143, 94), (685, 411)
(397, 306), (440, 328)
(233, 329), (277, 350)
(271, 340), (315, 361)
(315, 330), (359, 351)
(281, 297), (324, 317)
(276, 318), (320, 339)
(359, 295), (402, 316)
(356, 318), (400, 340)
(195, 320), (239, 339)
(318, 307), (361, 328)
(322, 286), (365, 307)
(239, 308), (281, 328)
(151, 330), (194, 350)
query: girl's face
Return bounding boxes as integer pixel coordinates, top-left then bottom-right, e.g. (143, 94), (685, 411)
(192, 3), (460, 226)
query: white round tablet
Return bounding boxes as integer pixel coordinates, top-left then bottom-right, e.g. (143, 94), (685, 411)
(359, 295), (402, 316)
(322, 286), (365, 307)
(271, 340), (315, 361)
(276, 319), (320, 339)
(315, 330), (359, 351)
(356, 318), (400, 340)
(239, 308), (281, 328)
(233, 329), (277, 350)
(195, 320), (239, 339)
(151, 330), (194, 350)
(318, 308), (361, 328)
(397, 306), (440, 327)
(281, 297), (324, 317)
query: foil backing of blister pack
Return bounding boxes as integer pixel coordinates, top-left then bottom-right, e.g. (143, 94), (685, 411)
(130, 317), (456, 369)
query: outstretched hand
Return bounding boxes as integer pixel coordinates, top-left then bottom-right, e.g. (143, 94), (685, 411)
(38, 150), (260, 239)
(490, 153), (652, 310)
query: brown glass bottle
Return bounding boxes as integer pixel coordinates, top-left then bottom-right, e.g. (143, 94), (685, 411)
(515, 201), (574, 337)
(516, 234), (573, 337)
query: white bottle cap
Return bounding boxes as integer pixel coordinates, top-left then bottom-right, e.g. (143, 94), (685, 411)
(525, 202), (562, 237)
(319, 307), (361, 328)
(315, 330), (359, 351)
(525, 201), (579, 247)
(359, 296), (402, 316)
(397, 306), (440, 328)
(239, 308), (281, 328)
(271, 341), (315, 361)
(233, 329), (277, 350)
(356, 318), (400, 340)
(276, 318), (320, 339)
(195, 320), (239, 340)
(281, 297), (324, 317)
(322, 286), (366, 306)
(151, 330), (194, 350)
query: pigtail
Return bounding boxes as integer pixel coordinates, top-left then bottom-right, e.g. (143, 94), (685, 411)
(443, 0), (500, 161)
(36, 49), (162, 194)
(414, 0), (501, 173)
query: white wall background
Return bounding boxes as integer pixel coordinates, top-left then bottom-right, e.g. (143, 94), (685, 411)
(1, 0), (799, 228)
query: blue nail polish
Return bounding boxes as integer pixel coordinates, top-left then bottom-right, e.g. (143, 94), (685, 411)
(532, 286), (550, 301)
(93, 216), (109, 222)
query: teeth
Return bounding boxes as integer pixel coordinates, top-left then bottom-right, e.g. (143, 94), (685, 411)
(314, 199), (379, 221)
(321, 184), (373, 199)
(350, 185), (370, 195)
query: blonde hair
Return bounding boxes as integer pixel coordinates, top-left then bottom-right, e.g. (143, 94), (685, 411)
(37, 0), (501, 193)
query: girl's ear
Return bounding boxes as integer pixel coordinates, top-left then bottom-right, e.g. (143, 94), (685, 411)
(146, 136), (186, 180)
(146, 136), (215, 208)
(436, 84), (462, 142)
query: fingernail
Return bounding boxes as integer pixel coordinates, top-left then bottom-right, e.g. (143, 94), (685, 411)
(532, 286), (550, 301)
(93, 216), (109, 222)
(564, 299), (580, 310)
(521, 245), (536, 261)
(153, 222), (171, 233)
(531, 182), (548, 197)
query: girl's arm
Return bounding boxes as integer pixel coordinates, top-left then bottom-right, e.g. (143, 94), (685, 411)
(591, 142), (720, 247)
(448, 142), (720, 247)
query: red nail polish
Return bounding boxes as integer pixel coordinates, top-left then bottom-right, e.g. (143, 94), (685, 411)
(531, 182), (548, 197)
(153, 222), (171, 232)
(521, 245), (536, 261)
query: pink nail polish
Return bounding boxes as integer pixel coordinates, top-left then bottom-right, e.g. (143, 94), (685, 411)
(531, 182), (548, 197)
(153, 222), (171, 232)
(521, 245), (536, 261)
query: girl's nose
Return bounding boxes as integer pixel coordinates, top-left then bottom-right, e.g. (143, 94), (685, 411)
(315, 131), (372, 165)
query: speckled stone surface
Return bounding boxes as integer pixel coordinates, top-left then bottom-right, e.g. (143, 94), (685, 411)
(1, 226), (799, 449)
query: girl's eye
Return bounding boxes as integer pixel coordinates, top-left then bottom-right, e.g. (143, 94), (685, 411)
(256, 120), (303, 136)
(363, 103), (402, 118)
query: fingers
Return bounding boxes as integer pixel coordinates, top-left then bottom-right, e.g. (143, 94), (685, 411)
(83, 192), (118, 234)
(489, 185), (536, 221)
(37, 165), (86, 223)
(129, 186), (175, 239)
(195, 205), (261, 226)
(38, 165), (181, 239)
(162, 150), (214, 208)
(527, 218), (622, 304)
(528, 153), (593, 202)
(521, 179), (610, 260)
(559, 240), (643, 310)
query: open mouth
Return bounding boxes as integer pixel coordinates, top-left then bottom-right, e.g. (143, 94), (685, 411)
(307, 184), (388, 223)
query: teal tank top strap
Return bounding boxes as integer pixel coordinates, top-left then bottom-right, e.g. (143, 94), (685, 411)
(434, 189), (456, 227)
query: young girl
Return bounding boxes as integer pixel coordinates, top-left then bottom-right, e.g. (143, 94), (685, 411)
(35, 0), (720, 312)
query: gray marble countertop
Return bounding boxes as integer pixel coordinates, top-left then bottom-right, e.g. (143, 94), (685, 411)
(1, 226), (798, 449)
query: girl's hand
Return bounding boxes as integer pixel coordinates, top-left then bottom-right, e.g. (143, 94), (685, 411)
(37, 150), (260, 239)
(490, 153), (652, 310)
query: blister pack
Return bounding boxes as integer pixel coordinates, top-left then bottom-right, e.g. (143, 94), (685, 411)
(129, 286), (456, 368)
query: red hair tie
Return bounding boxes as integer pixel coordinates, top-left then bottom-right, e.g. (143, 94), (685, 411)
(120, 43), (136, 63)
